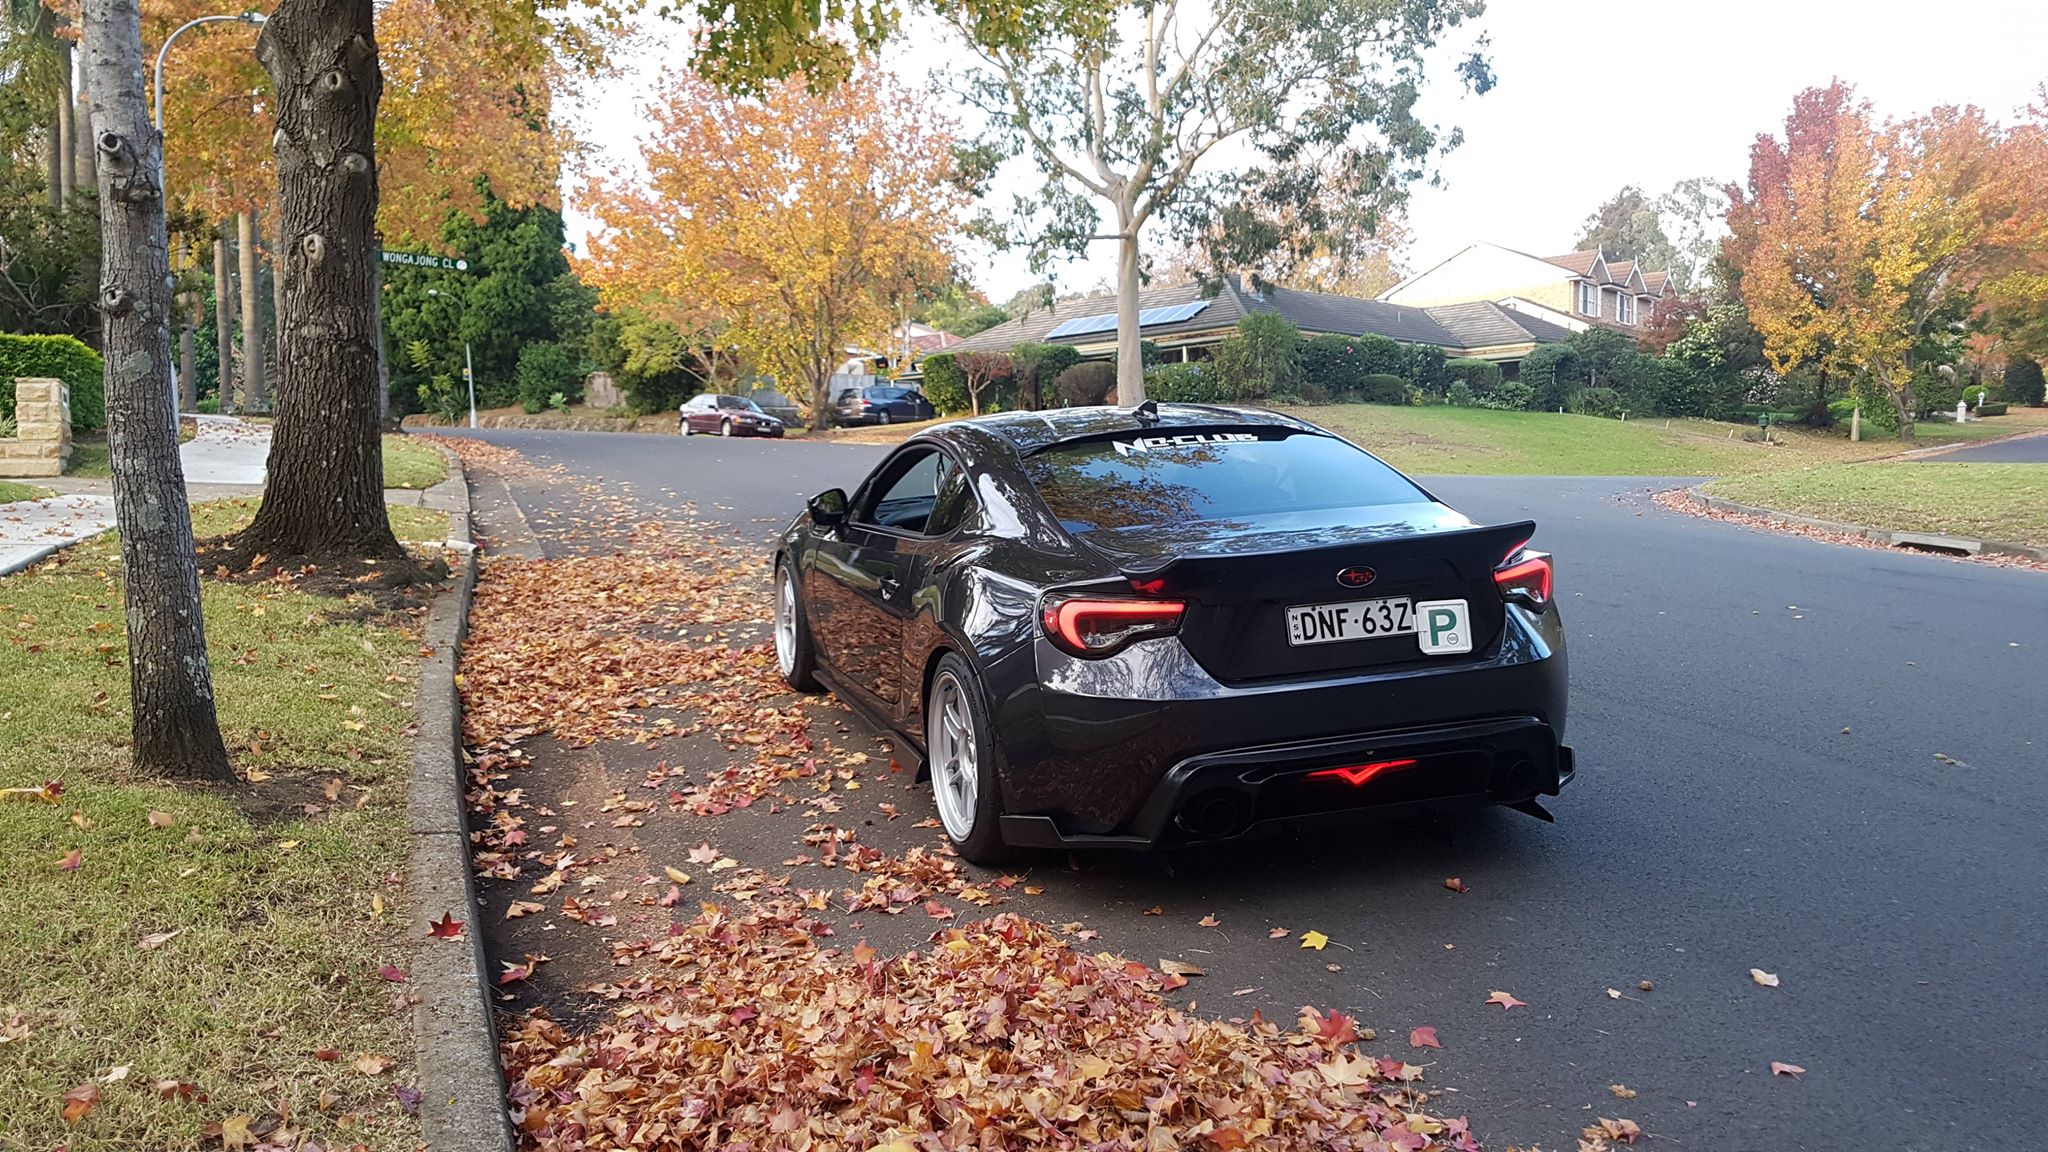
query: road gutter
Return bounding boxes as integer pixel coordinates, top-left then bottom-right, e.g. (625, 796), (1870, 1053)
(401, 445), (516, 1152)
(1683, 484), (2048, 563)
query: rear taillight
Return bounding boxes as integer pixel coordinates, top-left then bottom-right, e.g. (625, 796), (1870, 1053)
(1494, 545), (1553, 609)
(1040, 595), (1185, 658)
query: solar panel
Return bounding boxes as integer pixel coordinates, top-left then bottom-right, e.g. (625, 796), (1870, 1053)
(1043, 312), (1118, 339)
(1042, 299), (1209, 340)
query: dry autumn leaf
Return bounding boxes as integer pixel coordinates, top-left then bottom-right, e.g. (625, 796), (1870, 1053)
(426, 912), (465, 939)
(1610, 1083), (1637, 1099)
(687, 843), (721, 864)
(137, 928), (183, 951)
(147, 810), (175, 829)
(1751, 968), (1780, 988)
(353, 1053), (394, 1076)
(1408, 1026), (1441, 1049)
(61, 1082), (99, 1125)
(1486, 990), (1527, 1011)
(505, 901), (547, 919)
(1197, 914), (1220, 927)
(1159, 959), (1205, 978)
(1298, 930), (1330, 951)
(1268, 926), (1289, 939)
(1443, 877), (1467, 893)
(663, 866), (692, 885)
(217, 1113), (255, 1150)
(56, 848), (81, 872)
(1771, 1061), (1807, 1077)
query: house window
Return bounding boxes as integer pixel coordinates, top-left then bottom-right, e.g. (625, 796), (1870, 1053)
(1578, 282), (1599, 316)
(1616, 294), (1636, 325)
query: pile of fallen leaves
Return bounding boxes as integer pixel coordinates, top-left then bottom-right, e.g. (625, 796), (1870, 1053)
(503, 908), (1478, 1152)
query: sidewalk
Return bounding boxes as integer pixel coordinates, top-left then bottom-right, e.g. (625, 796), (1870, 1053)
(2, 420), (467, 575)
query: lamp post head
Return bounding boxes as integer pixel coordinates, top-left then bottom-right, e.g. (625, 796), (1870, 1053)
(239, 11), (267, 22)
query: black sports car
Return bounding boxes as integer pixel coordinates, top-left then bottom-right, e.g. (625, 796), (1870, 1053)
(772, 402), (1571, 862)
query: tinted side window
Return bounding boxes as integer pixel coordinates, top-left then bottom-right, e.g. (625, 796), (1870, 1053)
(1022, 429), (1427, 533)
(924, 462), (975, 536)
(858, 449), (956, 534)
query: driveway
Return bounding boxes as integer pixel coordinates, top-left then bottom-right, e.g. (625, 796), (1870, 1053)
(445, 428), (2048, 1152)
(1915, 429), (2048, 463)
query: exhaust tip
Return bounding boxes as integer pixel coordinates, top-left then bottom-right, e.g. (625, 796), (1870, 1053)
(1176, 792), (1248, 839)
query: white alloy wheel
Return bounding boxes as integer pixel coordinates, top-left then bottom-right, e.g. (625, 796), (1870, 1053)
(929, 670), (979, 842)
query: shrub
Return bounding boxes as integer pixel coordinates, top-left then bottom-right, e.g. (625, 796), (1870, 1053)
(1442, 357), (1502, 396)
(2002, 356), (2045, 406)
(1405, 344), (1448, 392)
(1445, 382), (1475, 407)
(1475, 380), (1536, 411)
(549, 391), (570, 414)
(1055, 360), (1117, 407)
(1009, 343), (1082, 410)
(1978, 401), (2009, 416)
(1961, 384), (1989, 406)
(919, 353), (968, 415)
(196, 395), (219, 415)
(1299, 333), (1405, 399)
(0, 333), (105, 431)
(1568, 387), (1622, 418)
(515, 341), (580, 414)
(1519, 344), (1580, 411)
(1211, 313), (1301, 401)
(1358, 373), (1408, 404)
(1145, 363), (1231, 403)
(957, 351), (1017, 415)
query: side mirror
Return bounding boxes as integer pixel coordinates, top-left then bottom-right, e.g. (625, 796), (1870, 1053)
(808, 488), (849, 526)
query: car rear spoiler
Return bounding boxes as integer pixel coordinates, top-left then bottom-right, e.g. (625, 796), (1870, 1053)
(1119, 520), (1537, 604)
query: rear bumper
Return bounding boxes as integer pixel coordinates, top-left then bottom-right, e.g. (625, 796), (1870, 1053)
(999, 717), (1572, 850)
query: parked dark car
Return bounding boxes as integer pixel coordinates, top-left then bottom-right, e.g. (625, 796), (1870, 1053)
(771, 402), (1571, 863)
(680, 393), (785, 438)
(835, 385), (936, 426)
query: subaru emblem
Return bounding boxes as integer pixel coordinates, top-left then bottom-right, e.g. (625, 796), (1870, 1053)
(1336, 566), (1376, 588)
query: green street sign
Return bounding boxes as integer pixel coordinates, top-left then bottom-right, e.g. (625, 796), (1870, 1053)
(380, 249), (469, 271)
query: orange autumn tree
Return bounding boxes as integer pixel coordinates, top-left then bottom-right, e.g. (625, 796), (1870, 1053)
(582, 69), (960, 430)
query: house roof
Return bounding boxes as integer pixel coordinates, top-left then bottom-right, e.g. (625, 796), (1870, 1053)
(1546, 248), (1673, 293)
(1545, 250), (1605, 278)
(1641, 270), (1674, 295)
(945, 276), (1572, 358)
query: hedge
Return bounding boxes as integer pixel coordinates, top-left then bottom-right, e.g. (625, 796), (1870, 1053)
(1442, 357), (1502, 395)
(2003, 356), (2045, 406)
(1358, 373), (1408, 404)
(1009, 343), (1081, 410)
(1, 333), (105, 430)
(1055, 360), (1116, 407)
(1145, 362), (1233, 403)
(919, 353), (968, 415)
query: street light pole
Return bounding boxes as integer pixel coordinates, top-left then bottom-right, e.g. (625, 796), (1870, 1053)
(153, 12), (266, 132)
(153, 11), (265, 421)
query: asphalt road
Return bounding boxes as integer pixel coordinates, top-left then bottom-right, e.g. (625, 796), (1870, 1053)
(449, 427), (2048, 1152)
(1915, 430), (2048, 463)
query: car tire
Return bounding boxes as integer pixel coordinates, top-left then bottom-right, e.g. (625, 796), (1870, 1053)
(926, 653), (1014, 864)
(878, 410), (892, 426)
(720, 419), (734, 437)
(680, 416), (692, 435)
(773, 562), (821, 692)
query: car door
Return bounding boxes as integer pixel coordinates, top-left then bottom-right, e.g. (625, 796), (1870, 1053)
(685, 396), (716, 433)
(807, 446), (957, 719)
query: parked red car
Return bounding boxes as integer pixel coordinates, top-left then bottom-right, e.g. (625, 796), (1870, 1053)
(680, 393), (786, 438)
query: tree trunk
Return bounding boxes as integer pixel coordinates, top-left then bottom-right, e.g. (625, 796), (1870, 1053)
(270, 247), (286, 389)
(81, 0), (233, 781)
(238, 0), (406, 562)
(45, 112), (63, 207)
(56, 38), (76, 202)
(1114, 223), (1144, 406)
(237, 211), (265, 410)
(76, 92), (97, 187)
(179, 283), (198, 411)
(214, 231), (235, 411)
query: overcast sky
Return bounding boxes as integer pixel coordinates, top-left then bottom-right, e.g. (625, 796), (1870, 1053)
(564, 0), (2047, 301)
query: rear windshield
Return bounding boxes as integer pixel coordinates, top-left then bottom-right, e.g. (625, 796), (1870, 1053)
(1023, 428), (1426, 533)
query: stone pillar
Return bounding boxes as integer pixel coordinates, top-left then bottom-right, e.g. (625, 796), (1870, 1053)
(0, 379), (72, 477)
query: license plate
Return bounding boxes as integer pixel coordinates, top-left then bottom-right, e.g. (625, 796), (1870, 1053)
(1286, 597), (1415, 646)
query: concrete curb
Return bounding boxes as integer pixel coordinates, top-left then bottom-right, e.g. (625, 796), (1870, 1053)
(1684, 484), (2048, 563)
(1879, 427), (2048, 461)
(401, 454), (515, 1152)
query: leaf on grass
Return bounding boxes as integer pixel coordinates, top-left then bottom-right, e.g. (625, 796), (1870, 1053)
(370, 892), (385, 918)
(61, 1082), (100, 1125)
(377, 964), (407, 982)
(56, 848), (81, 872)
(1750, 968), (1780, 988)
(244, 768), (272, 783)
(70, 810), (94, 830)
(505, 900), (547, 919)
(217, 1114), (255, 1150)
(101, 1065), (129, 1083)
(1486, 990), (1526, 1011)
(426, 912), (465, 939)
(147, 810), (175, 829)
(1299, 930), (1330, 951)
(1770, 1061), (1806, 1077)
(137, 928), (184, 951)
(1443, 877), (1467, 893)
(353, 1053), (394, 1076)
(1408, 1026), (1441, 1049)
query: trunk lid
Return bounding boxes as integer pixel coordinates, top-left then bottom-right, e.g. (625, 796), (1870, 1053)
(1088, 507), (1535, 684)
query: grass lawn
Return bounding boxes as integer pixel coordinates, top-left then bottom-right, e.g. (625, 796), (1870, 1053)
(380, 435), (448, 490)
(0, 499), (446, 1149)
(0, 480), (54, 503)
(1285, 404), (2040, 476)
(1704, 462), (2048, 549)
